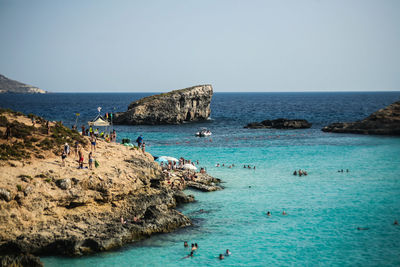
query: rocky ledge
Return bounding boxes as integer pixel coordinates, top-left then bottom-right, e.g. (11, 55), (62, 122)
(114, 85), (213, 125)
(0, 109), (221, 259)
(322, 100), (400, 135)
(245, 119), (312, 129)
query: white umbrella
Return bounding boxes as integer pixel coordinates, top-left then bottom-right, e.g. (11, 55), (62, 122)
(182, 164), (197, 170)
(160, 156), (178, 162)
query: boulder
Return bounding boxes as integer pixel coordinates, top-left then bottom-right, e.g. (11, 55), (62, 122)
(55, 178), (72, 190)
(322, 100), (400, 135)
(114, 85), (213, 125)
(245, 118), (312, 129)
(0, 188), (12, 202)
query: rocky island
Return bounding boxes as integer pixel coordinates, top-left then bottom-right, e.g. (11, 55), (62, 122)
(322, 100), (400, 135)
(0, 109), (221, 264)
(114, 85), (213, 125)
(245, 118), (312, 129)
(0, 74), (47, 94)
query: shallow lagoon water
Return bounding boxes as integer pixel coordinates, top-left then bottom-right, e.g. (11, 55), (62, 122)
(1, 92), (400, 266)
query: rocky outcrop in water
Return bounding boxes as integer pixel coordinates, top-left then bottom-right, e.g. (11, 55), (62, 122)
(0, 74), (46, 94)
(245, 119), (312, 129)
(322, 100), (400, 135)
(114, 85), (213, 125)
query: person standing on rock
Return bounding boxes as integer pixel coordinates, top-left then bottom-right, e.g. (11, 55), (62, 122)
(5, 124), (11, 140)
(136, 135), (143, 148)
(90, 135), (97, 152)
(142, 142), (146, 153)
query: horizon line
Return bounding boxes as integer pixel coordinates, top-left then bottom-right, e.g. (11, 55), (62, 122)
(45, 90), (400, 93)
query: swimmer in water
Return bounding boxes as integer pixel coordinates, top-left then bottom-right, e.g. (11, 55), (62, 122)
(219, 254), (224, 260)
(394, 220), (398, 225)
(266, 211), (271, 216)
(225, 249), (231, 256)
(191, 243), (197, 251)
(357, 227), (369, 231)
(182, 251), (194, 259)
(216, 163), (220, 167)
(282, 210), (287, 215)
(184, 241), (188, 247)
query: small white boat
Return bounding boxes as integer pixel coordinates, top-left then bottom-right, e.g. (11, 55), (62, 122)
(195, 128), (212, 137)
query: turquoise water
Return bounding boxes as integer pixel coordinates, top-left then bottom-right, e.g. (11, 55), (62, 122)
(2, 92), (400, 266)
(42, 130), (400, 266)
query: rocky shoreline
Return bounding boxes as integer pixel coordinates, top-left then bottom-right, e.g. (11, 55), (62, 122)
(322, 100), (400, 135)
(0, 109), (222, 264)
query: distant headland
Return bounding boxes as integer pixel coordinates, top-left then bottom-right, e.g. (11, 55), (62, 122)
(0, 74), (47, 94)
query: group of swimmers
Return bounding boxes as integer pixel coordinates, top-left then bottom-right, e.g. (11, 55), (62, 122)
(266, 210), (287, 216)
(293, 169), (308, 176)
(215, 163), (256, 170)
(338, 169), (349, 173)
(215, 163), (235, 168)
(182, 242), (231, 260)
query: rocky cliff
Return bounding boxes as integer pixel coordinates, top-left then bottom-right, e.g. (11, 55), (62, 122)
(322, 100), (400, 135)
(114, 85), (213, 125)
(0, 74), (47, 94)
(0, 109), (220, 259)
(245, 119), (312, 129)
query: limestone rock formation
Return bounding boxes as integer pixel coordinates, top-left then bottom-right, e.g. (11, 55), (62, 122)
(0, 109), (222, 258)
(245, 119), (312, 129)
(0, 74), (47, 94)
(322, 100), (400, 135)
(114, 85), (213, 125)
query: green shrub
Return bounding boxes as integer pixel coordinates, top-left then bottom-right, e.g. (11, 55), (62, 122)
(39, 138), (54, 150)
(16, 184), (23, 191)
(0, 115), (8, 127)
(18, 174), (32, 180)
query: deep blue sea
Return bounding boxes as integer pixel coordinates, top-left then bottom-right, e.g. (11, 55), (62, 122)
(1, 92), (400, 266)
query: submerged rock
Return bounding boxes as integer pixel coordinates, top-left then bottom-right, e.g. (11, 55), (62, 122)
(322, 100), (400, 135)
(245, 118), (312, 129)
(114, 85), (213, 125)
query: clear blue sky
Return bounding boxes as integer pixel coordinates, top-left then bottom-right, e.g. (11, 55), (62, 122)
(0, 0), (399, 92)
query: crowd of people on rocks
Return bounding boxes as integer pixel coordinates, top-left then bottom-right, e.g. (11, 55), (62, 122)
(80, 125), (117, 143)
(159, 157), (206, 190)
(181, 241), (231, 260)
(60, 125), (118, 169)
